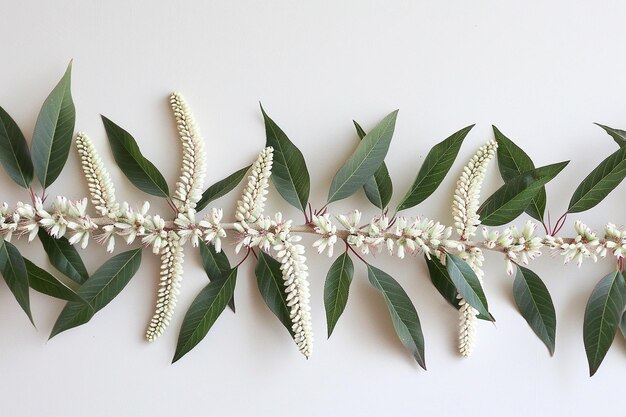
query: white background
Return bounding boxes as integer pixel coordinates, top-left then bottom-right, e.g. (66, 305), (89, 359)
(1, 1), (625, 416)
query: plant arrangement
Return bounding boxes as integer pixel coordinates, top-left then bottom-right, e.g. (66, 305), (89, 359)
(1, 63), (625, 376)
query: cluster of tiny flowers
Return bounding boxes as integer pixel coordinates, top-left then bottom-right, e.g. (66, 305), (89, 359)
(233, 212), (291, 254)
(544, 221), (626, 266)
(146, 233), (184, 342)
(196, 208), (227, 252)
(311, 214), (337, 257)
(75, 132), (120, 218)
(483, 221), (543, 275)
(452, 140), (498, 240)
(235, 147), (273, 223)
(170, 93), (206, 212)
(274, 232), (313, 358)
(1, 197), (97, 249)
(334, 210), (452, 259)
(95, 201), (153, 253)
(451, 141), (497, 357)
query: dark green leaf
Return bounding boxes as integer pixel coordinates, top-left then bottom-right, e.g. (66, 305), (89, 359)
(567, 146), (626, 213)
(425, 255), (460, 309)
(38, 230), (88, 284)
(328, 110), (398, 203)
(513, 264), (557, 355)
(324, 252), (354, 338)
(493, 126), (547, 222)
(397, 125), (472, 211)
(196, 165), (251, 211)
(583, 270), (626, 376)
(31, 61), (75, 188)
(445, 253), (492, 321)
(255, 251), (294, 337)
(594, 123), (626, 147)
(261, 105), (310, 212)
(49, 249), (142, 338)
(478, 161), (569, 226)
(101, 116), (170, 198)
(173, 267), (237, 362)
(0, 106), (33, 188)
(620, 310), (626, 340)
(199, 239), (235, 312)
(25, 258), (82, 302)
(367, 264), (426, 369)
(0, 239), (33, 323)
(354, 121), (393, 209)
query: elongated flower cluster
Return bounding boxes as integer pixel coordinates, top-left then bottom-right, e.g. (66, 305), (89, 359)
(171, 93), (206, 212)
(452, 140), (498, 240)
(451, 141), (497, 357)
(76, 132), (120, 218)
(274, 232), (313, 358)
(146, 233), (184, 342)
(235, 147), (273, 223)
(545, 221), (626, 266)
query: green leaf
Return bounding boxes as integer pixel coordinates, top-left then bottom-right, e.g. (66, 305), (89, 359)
(173, 267), (237, 362)
(354, 121), (393, 209)
(513, 264), (557, 355)
(324, 252), (354, 338)
(425, 255), (460, 309)
(493, 126), (547, 222)
(101, 116), (170, 198)
(38, 230), (88, 284)
(367, 264), (426, 369)
(49, 249), (142, 338)
(594, 123), (626, 147)
(199, 239), (235, 312)
(445, 253), (492, 321)
(31, 61), (75, 188)
(0, 239), (33, 323)
(397, 125), (472, 211)
(583, 270), (626, 376)
(478, 161), (569, 226)
(567, 146), (626, 213)
(620, 310), (626, 340)
(0, 106), (33, 188)
(254, 251), (294, 337)
(196, 165), (251, 211)
(261, 105), (310, 212)
(328, 110), (398, 203)
(25, 258), (82, 302)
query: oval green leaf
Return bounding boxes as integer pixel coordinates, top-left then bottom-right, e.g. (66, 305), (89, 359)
(31, 61), (75, 188)
(101, 116), (170, 198)
(513, 264), (556, 355)
(445, 253), (493, 321)
(261, 105), (310, 212)
(620, 310), (626, 340)
(196, 165), (251, 211)
(583, 270), (626, 376)
(0, 106), (33, 188)
(38, 229), (88, 284)
(255, 251), (294, 338)
(324, 251), (354, 338)
(328, 110), (398, 204)
(493, 126), (547, 222)
(478, 161), (569, 226)
(0, 239), (33, 324)
(594, 123), (626, 147)
(173, 267), (237, 363)
(567, 145), (626, 213)
(367, 264), (426, 369)
(396, 124), (472, 211)
(199, 239), (235, 312)
(354, 121), (393, 209)
(25, 258), (82, 302)
(49, 248), (142, 339)
(425, 255), (460, 309)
